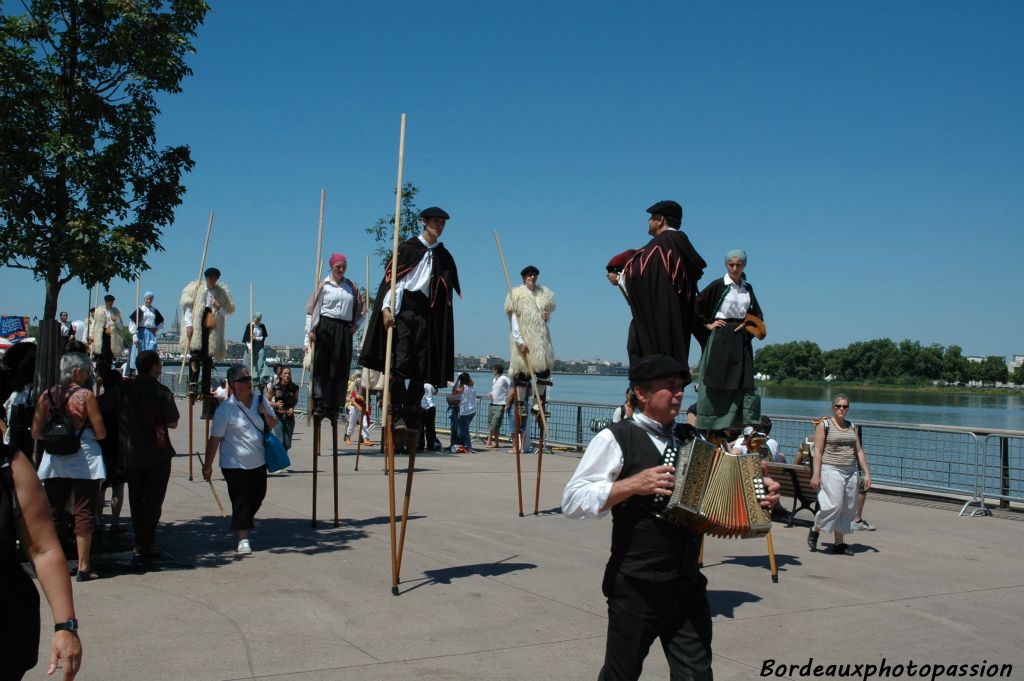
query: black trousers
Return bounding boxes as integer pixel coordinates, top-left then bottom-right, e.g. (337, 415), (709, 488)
(418, 406), (439, 450)
(189, 317), (214, 396)
(599, 572), (713, 681)
(222, 466), (268, 531)
(125, 460), (172, 551)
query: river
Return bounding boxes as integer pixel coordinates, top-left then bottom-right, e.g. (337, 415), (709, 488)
(460, 372), (1024, 432)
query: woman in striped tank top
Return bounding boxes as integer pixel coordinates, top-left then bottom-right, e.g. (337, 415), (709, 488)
(807, 395), (872, 555)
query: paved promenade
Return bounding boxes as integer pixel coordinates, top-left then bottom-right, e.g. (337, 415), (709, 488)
(37, 399), (1024, 680)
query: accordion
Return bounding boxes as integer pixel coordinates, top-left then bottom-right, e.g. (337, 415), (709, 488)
(654, 433), (772, 538)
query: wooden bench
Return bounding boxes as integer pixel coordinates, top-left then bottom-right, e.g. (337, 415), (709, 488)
(765, 461), (819, 527)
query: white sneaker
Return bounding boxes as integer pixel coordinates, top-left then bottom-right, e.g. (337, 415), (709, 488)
(237, 539), (252, 554)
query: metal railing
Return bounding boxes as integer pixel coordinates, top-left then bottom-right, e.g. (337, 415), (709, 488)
(158, 372), (1024, 511)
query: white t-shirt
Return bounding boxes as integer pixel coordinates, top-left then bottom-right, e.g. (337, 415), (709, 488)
(489, 374), (512, 405)
(421, 383), (436, 410)
(459, 385), (477, 416)
(210, 394), (274, 469)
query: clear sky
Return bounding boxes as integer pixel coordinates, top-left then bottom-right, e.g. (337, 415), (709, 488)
(3, 1), (1022, 366)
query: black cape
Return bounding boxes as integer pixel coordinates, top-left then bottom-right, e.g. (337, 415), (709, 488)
(621, 229), (707, 377)
(359, 238), (461, 386)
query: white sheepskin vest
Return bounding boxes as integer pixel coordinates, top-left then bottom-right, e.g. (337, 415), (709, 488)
(504, 284), (556, 375)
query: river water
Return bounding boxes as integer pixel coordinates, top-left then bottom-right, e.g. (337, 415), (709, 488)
(461, 372), (1024, 432)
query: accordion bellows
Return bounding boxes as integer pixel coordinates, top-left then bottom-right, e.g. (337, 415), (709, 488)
(655, 436), (772, 538)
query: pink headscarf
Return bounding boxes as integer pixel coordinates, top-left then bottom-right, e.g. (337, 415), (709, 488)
(329, 253), (346, 267)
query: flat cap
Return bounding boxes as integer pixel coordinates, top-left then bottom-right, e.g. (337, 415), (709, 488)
(646, 200), (683, 221)
(103, 294), (115, 302)
(204, 267), (221, 278)
(628, 354), (688, 383)
(520, 265), (539, 277)
(419, 207), (450, 220)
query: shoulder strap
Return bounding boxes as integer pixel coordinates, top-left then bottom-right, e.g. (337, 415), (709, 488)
(0, 445), (22, 520)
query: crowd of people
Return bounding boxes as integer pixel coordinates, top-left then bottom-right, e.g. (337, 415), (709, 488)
(0, 199), (876, 681)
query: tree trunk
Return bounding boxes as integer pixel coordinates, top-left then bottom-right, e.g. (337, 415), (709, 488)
(32, 319), (62, 466)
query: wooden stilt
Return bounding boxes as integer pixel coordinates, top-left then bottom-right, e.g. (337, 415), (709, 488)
(766, 530), (779, 583)
(332, 415), (340, 527)
(187, 396), (195, 481)
(534, 416), (545, 516)
(311, 415), (320, 528)
(698, 535), (704, 569)
(396, 431), (417, 578)
(513, 405), (524, 517)
(386, 419), (399, 595)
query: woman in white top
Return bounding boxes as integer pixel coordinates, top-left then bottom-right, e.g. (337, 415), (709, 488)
(202, 365), (277, 554)
(456, 372), (477, 451)
(304, 253), (366, 415)
(30, 352), (107, 581)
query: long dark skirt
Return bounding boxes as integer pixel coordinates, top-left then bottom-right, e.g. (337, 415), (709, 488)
(313, 316), (353, 412)
(696, 320), (760, 430)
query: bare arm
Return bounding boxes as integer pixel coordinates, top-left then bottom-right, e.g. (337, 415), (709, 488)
(83, 393), (106, 440)
(811, 420), (825, 490)
(12, 451), (82, 679)
(854, 429), (871, 490)
(202, 436), (222, 481)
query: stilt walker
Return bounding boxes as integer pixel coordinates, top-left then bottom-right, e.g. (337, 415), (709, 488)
(494, 232), (551, 516)
(359, 114), (462, 593)
(178, 213), (235, 498)
(181, 213), (213, 480)
(304, 190), (365, 528)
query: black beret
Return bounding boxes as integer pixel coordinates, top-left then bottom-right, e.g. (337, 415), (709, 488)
(520, 265), (539, 277)
(628, 354), (688, 383)
(103, 294), (115, 302)
(204, 267), (221, 278)
(419, 206), (450, 220)
(646, 200), (683, 221)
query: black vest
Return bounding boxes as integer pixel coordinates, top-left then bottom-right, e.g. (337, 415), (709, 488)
(604, 419), (702, 583)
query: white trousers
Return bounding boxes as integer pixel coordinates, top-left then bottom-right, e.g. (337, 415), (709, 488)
(814, 464), (857, 535)
(346, 406), (370, 440)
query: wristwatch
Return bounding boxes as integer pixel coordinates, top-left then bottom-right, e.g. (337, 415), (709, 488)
(54, 618), (79, 633)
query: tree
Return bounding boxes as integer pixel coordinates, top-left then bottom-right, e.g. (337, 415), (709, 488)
(976, 356), (1008, 384)
(1, 0), (207, 315)
(365, 182), (421, 268)
(1012, 365), (1024, 386)
(1, 0), (207, 389)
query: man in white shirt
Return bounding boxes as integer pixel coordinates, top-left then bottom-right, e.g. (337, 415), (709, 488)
(563, 354), (779, 681)
(486, 365), (512, 447)
(359, 207), (460, 447)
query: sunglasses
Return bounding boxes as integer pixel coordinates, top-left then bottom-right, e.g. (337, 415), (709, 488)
(833, 404), (849, 409)
(233, 376), (252, 384)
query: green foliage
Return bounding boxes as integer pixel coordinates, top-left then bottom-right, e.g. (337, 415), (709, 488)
(756, 338), (1006, 385)
(0, 0), (209, 318)
(365, 183), (421, 269)
(1012, 365), (1024, 385)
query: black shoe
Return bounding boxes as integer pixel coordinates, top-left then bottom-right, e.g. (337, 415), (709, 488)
(807, 528), (819, 552)
(831, 542), (854, 556)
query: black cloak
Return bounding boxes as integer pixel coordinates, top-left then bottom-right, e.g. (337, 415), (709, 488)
(620, 229), (707, 379)
(359, 237), (461, 387)
(128, 307), (165, 329)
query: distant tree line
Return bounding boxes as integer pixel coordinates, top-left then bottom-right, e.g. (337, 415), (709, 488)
(754, 339), (1015, 385)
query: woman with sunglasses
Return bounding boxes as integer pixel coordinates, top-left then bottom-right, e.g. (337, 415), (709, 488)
(202, 365), (276, 555)
(807, 394), (872, 555)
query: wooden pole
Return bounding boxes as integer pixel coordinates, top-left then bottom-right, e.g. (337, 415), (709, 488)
(354, 255), (371, 472)
(248, 283), (254, 382)
(302, 190), (327, 425)
(493, 230), (548, 515)
(385, 113), (407, 595)
(179, 211), (215, 382)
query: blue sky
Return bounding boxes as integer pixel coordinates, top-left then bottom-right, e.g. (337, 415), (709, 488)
(3, 1), (1022, 365)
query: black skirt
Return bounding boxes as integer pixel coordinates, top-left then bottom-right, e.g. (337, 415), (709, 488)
(699, 319), (754, 391)
(313, 316), (353, 411)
